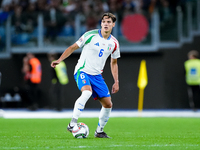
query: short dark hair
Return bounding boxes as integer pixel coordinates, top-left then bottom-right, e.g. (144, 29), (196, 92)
(101, 12), (116, 23)
(188, 50), (199, 58)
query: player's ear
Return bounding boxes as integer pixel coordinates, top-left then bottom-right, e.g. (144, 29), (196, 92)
(101, 21), (103, 28)
(112, 22), (115, 28)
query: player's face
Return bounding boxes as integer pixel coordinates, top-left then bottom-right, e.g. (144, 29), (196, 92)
(101, 16), (115, 33)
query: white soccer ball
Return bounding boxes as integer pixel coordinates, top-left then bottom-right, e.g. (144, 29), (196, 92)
(72, 122), (89, 139)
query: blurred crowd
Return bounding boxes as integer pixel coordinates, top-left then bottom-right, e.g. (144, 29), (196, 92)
(0, 0), (190, 44)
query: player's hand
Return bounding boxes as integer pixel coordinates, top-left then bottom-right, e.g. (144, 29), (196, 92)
(112, 82), (119, 94)
(51, 60), (60, 68)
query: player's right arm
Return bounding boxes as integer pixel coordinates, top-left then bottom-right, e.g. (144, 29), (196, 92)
(51, 43), (79, 68)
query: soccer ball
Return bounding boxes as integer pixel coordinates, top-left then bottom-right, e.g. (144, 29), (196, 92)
(72, 122), (89, 139)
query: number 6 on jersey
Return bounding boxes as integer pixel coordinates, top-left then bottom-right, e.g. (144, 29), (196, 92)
(99, 49), (104, 57)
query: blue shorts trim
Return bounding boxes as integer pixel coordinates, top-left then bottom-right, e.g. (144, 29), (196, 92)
(74, 71), (110, 100)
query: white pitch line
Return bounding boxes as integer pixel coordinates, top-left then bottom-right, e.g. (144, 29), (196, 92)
(1, 109), (200, 119)
(1, 144), (199, 149)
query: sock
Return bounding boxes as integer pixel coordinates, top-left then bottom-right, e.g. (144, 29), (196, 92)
(96, 107), (112, 133)
(71, 90), (92, 122)
(69, 118), (77, 127)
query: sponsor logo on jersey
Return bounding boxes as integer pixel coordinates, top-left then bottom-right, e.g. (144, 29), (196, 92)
(94, 42), (99, 46)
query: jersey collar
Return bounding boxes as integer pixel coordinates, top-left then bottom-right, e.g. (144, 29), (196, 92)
(98, 29), (111, 40)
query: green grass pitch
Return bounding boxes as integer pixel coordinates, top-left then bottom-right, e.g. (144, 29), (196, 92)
(0, 117), (200, 150)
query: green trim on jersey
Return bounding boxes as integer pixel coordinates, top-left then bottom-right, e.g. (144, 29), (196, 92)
(84, 30), (98, 38)
(85, 35), (95, 45)
(76, 60), (86, 85)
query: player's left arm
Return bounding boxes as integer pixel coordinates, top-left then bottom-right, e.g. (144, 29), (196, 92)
(110, 58), (119, 94)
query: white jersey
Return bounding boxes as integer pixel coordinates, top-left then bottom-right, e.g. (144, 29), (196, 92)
(74, 29), (120, 75)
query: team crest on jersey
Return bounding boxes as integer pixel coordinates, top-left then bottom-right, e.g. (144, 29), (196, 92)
(82, 79), (86, 84)
(108, 44), (112, 51)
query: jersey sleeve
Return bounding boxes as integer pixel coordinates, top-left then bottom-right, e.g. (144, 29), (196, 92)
(76, 30), (97, 48)
(111, 40), (120, 59)
(76, 34), (86, 48)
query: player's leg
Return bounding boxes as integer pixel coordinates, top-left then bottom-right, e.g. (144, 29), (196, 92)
(67, 72), (92, 132)
(88, 74), (112, 138)
(68, 85), (92, 132)
(98, 96), (112, 132)
(95, 96), (112, 138)
(72, 85), (92, 121)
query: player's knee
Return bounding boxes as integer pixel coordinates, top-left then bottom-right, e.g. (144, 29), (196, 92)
(108, 102), (113, 108)
(82, 90), (92, 99)
(103, 101), (112, 108)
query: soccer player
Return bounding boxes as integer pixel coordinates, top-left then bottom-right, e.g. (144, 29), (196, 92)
(51, 12), (120, 138)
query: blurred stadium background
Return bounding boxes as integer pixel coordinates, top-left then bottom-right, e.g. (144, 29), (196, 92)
(0, 0), (200, 110)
